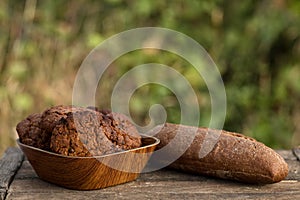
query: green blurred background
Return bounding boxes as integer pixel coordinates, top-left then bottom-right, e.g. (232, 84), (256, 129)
(1, 0), (300, 156)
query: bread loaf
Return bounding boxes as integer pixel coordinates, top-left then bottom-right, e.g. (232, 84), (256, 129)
(16, 105), (142, 157)
(153, 123), (289, 184)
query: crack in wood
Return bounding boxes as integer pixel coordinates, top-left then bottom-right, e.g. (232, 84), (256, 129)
(0, 189), (6, 200)
(0, 148), (24, 200)
(293, 147), (300, 161)
(1, 148), (300, 199)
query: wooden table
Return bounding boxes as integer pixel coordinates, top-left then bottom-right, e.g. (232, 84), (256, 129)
(1, 147), (299, 200)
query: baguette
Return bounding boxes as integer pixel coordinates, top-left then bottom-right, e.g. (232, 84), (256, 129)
(152, 123), (289, 184)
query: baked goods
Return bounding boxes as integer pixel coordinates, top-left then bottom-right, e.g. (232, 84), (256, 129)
(16, 105), (142, 156)
(151, 123), (289, 184)
(17, 107), (288, 184)
(16, 113), (46, 149)
(50, 109), (141, 157)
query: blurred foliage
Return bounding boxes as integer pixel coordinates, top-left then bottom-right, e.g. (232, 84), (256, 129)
(0, 0), (300, 155)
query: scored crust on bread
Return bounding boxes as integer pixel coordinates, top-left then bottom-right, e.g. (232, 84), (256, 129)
(152, 123), (289, 184)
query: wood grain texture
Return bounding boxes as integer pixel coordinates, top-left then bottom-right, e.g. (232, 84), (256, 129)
(293, 147), (300, 161)
(3, 150), (300, 199)
(17, 136), (158, 190)
(0, 189), (6, 200)
(7, 177), (300, 196)
(277, 150), (298, 161)
(0, 148), (23, 200)
(6, 172), (300, 200)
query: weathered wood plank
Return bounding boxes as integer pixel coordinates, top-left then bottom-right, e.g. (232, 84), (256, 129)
(7, 158), (300, 199)
(0, 189), (6, 200)
(13, 161), (37, 180)
(0, 147), (23, 200)
(293, 147), (300, 161)
(4, 149), (300, 199)
(286, 160), (300, 180)
(276, 150), (298, 161)
(6, 191), (300, 200)
(0, 148), (23, 200)
(6, 178), (300, 200)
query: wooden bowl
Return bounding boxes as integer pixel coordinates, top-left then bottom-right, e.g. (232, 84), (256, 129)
(17, 135), (159, 190)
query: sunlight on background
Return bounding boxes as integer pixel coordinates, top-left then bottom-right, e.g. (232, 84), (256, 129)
(1, 0), (300, 155)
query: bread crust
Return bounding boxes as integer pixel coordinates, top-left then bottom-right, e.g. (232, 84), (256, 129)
(16, 105), (142, 157)
(153, 123), (289, 184)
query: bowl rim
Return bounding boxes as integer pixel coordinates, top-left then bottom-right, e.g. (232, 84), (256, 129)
(17, 134), (160, 159)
